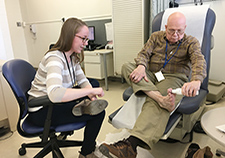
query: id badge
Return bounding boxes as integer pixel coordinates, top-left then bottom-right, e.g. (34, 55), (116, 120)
(155, 70), (165, 82)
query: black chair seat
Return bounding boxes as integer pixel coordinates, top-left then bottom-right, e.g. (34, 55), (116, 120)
(22, 119), (86, 134)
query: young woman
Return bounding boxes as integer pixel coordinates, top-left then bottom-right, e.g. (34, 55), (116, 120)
(28, 17), (108, 158)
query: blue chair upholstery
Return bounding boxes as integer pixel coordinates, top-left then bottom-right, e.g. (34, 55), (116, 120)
(109, 8), (216, 141)
(2, 59), (86, 158)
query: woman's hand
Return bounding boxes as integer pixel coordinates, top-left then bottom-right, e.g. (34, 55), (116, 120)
(88, 87), (105, 101)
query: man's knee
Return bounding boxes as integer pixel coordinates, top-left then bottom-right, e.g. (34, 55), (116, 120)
(121, 62), (136, 77)
(121, 62), (130, 73)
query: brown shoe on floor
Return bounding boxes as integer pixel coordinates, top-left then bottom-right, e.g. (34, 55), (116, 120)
(185, 143), (200, 158)
(99, 139), (137, 158)
(78, 152), (98, 158)
(72, 99), (108, 116)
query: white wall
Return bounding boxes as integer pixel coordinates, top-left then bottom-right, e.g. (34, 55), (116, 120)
(0, 0), (15, 60)
(3, 0), (225, 81)
(4, 0), (29, 61)
(7, 0), (112, 67)
(178, 1), (225, 82)
(207, 1), (225, 82)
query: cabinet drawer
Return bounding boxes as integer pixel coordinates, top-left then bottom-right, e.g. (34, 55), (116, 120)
(84, 63), (103, 79)
(84, 55), (100, 63)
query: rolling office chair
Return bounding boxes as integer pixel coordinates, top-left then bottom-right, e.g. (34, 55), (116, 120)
(109, 7), (216, 142)
(2, 59), (87, 158)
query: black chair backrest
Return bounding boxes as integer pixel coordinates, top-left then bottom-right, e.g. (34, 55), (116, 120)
(151, 8), (216, 91)
(2, 59), (36, 119)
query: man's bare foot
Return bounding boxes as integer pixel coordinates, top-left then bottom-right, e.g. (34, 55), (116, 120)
(158, 91), (176, 112)
(157, 88), (176, 112)
(144, 88), (176, 112)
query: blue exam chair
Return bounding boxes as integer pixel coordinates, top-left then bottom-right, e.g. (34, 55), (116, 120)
(109, 7), (216, 142)
(2, 59), (87, 158)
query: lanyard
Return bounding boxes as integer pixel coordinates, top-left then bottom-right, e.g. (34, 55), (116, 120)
(163, 41), (181, 69)
(63, 52), (77, 87)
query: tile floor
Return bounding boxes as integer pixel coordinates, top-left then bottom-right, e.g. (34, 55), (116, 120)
(0, 79), (224, 158)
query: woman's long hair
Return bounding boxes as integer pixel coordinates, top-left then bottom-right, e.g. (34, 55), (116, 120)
(47, 17), (87, 63)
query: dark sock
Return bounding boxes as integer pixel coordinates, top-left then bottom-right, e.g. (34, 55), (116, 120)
(127, 136), (144, 152)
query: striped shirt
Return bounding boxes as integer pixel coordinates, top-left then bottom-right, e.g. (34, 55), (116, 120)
(135, 31), (206, 82)
(28, 50), (90, 111)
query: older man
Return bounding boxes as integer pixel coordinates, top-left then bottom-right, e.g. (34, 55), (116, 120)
(99, 12), (206, 158)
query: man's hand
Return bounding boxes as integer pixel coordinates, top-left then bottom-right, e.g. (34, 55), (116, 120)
(129, 65), (149, 83)
(181, 80), (201, 97)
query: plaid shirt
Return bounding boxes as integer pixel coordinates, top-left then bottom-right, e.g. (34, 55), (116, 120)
(135, 31), (206, 82)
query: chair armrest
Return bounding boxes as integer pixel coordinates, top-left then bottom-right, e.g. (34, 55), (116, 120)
(28, 96), (55, 142)
(123, 87), (133, 101)
(176, 89), (208, 114)
(108, 106), (123, 122)
(28, 96), (54, 141)
(28, 95), (54, 108)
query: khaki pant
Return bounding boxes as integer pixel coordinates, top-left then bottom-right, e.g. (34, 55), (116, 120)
(121, 62), (188, 149)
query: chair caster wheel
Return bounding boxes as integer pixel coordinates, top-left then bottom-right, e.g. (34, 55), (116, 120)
(19, 147), (26, 156)
(216, 149), (225, 157)
(216, 153), (221, 157)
